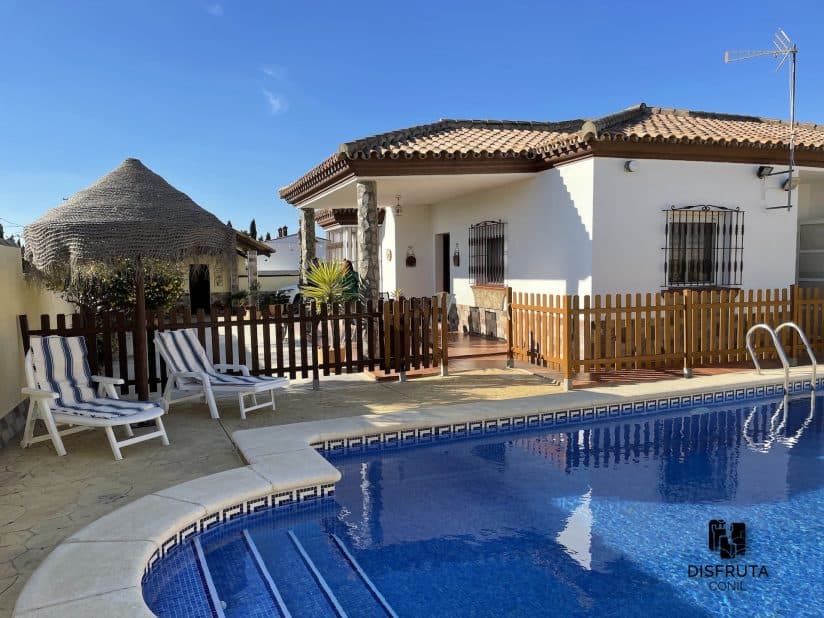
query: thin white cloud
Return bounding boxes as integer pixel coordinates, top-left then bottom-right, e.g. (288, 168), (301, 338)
(262, 88), (287, 114)
(262, 65), (287, 79)
(204, 2), (223, 16)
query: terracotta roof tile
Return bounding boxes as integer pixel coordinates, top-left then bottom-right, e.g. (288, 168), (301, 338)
(340, 118), (585, 159)
(593, 106), (824, 148)
(280, 103), (824, 203)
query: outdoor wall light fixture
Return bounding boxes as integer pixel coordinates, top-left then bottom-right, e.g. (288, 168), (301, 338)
(405, 246), (416, 267)
(756, 165), (775, 178)
(783, 176), (800, 191)
(394, 194), (403, 217)
(624, 160), (638, 172)
(385, 248), (392, 261)
(452, 243), (460, 267)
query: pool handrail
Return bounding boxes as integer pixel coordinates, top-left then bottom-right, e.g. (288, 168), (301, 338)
(774, 321), (817, 389)
(745, 323), (791, 393)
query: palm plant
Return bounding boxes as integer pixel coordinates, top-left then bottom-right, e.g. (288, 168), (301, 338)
(301, 260), (352, 305)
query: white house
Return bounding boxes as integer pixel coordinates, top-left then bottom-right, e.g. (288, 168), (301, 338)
(238, 226), (327, 292)
(280, 103), (824, 337)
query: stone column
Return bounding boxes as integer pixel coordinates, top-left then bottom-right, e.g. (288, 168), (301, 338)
(228, 254), (239, 295)
(299, 208), (316, 283)
(356, 180), (379, 300)
(247, 249), (258, 306)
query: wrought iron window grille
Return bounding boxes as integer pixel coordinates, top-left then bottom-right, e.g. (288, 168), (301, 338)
(662, 205), (744, 288)
(469, 220), (505, 286)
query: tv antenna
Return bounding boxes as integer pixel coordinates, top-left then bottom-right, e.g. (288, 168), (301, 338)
(725, 29), (797, 211)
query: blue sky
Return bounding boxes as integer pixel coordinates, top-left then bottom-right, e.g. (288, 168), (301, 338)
(1, 1), (823, 240)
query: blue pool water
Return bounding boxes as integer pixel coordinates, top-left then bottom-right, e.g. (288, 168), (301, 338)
(143, 393), (824, 617)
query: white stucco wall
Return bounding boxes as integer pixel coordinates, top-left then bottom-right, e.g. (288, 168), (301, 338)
(383, 204), (434, 298)
(0, 245), (72, 418)
(379, 211), (397, 294)
(591, 158), (798, 294)
(425, 160), (595, 308)
(376, 156), (800, 308)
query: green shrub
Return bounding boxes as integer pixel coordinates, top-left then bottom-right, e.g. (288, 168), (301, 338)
(258, 291), (290, 308)
(44, 259), (186, 314)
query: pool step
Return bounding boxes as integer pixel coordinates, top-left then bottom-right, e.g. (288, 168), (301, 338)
(247, 523), (396, 617)
(246, 527), (338, 618)
(193, 537), (227, 618)
(198, 534), (283, 618)
(242, 530), (292, 617)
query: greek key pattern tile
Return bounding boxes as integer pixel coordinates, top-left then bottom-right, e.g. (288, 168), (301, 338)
(311, 378), (822, 455)
(143, 482), (335, 577)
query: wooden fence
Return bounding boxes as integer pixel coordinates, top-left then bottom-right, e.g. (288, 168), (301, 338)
(19, 295), (449, 394)
(507, 286), (824, 385)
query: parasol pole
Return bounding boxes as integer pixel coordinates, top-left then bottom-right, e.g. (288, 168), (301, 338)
(134, 255), (150, 400)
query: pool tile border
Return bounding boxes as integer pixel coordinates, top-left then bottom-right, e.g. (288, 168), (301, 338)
(304, 377), (818, 456)
(144, 482), (336, 577)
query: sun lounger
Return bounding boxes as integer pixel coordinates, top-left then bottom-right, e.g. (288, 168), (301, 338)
(22, 335), (169, 460)
(155, 328), (288, 420)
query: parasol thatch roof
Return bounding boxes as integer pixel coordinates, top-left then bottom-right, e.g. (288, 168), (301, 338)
(24, 158), (237, 271)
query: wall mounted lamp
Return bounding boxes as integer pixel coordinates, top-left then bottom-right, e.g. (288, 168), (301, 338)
(624, 160), (639, 173)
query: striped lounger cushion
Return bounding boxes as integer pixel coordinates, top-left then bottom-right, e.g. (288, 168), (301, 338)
(158, 329), (280, 387)
(29, 335), (159, 420)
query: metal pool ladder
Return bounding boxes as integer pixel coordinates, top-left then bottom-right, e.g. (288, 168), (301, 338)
(745, 321), (817, 392)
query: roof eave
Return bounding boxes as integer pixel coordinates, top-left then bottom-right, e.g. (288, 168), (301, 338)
(236, 232), (273, 255)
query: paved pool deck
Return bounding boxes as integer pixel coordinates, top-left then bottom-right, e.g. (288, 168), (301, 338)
(0, 367), (563, 617)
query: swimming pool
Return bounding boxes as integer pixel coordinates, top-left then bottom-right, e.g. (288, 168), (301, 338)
(143, 391), (823, 617)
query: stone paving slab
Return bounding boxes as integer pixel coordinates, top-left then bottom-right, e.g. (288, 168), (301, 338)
(0, 368), (560, 618)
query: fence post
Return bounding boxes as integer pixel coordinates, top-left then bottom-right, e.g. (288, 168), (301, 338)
(398, 298), (408, 382)
(382, 300), (392, 374)
(561, 295), (573, 390)
(790, 284), (800, 361)
(19, 315), (30, 352)
(310, 303), (320, 391)
(440, 292), (449, 377)
(505, 287), (514, 368)
(682, 290), (693, 378)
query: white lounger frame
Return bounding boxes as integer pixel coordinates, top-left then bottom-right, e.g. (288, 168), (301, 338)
(21, 351), (169, 461)
(155, 335), (286, 420)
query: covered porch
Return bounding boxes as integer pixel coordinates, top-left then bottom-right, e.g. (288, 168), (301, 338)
(292, 172), (535, 338)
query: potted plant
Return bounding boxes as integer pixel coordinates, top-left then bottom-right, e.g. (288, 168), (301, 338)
(229, 290), (248, 311)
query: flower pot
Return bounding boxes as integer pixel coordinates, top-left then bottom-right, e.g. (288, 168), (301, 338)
(317, 346), (345, 365)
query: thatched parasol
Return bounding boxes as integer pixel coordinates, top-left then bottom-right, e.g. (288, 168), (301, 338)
(24, 158), (236, 400)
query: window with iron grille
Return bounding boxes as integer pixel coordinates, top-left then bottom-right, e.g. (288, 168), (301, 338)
(663, 206), (744, 288)
(469, 220), (505, 285)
